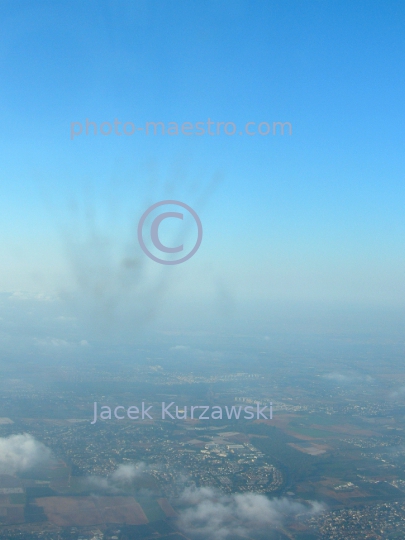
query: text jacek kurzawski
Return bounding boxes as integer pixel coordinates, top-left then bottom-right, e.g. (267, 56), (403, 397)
(91, 402), (273, 424)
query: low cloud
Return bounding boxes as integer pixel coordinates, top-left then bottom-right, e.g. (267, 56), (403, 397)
(84, 463), (148, 493)
(80, 467), (324, 536)
(34, 337), (69, 347)
(34, 337), (89, 348)
(9, 292), (57, 302)
(323, 372), (351, 382)
(0, 434), (53, 474)
(389, 386), (405, 400)
(177, 486), (324, 539)
(322, 372), (373, 384)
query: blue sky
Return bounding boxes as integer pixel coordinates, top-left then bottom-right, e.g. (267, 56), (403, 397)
(0, 0), (404, 323)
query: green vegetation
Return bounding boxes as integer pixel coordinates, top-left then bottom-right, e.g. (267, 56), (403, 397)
(136, 498), (166, 522)
(9, 493), (25, 505)
(287, 425), (334, 438)
(243, 424), (320, 485)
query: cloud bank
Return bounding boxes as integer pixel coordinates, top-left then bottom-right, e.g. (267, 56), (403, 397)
(84, 463), (148, 492)
(389, 386), (405, 400)
(322, 372), (373, 384)
(0, 434), (53, 474)
(177, 486), (325, 539)
(69, 462), (325, 537)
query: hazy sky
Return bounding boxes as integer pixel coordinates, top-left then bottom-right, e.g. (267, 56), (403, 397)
(1, 0), (404, 330)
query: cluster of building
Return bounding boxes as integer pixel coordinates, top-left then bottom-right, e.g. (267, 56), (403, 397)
(307, 502), (405, 539)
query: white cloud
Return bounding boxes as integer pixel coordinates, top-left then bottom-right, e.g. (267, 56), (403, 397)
(84, 463), (148, 492)
(323, 372), (351, 382)
(389, 386), (405, 400)
(34, 337), (89, 348)
(34, 337), (69, 347)
(322, 372), (373, 384)
(177, 486), (324, 539)
(0, 434), (53, 474)
(81, 467), (324, 536)
(9, 291), (57, 302)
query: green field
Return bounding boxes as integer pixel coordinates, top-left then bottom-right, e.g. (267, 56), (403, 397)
(287, 425), (334, 438)
(9, 493), (26, 505)
(136, 498), (166, 522)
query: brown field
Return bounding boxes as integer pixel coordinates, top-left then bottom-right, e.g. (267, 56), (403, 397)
(315, 478), (370, 502)
(310, 424), (377, 437)
(35, 496), (148, 526)
(0, 506), (25, 525)
(288, 442), (328, 455)
(256, 414), (299, 430)
(284, 431), (317, 441)
(0, 476), (21, 488)
(157, 498), (177, 518)
(295, 478), (372, 506)
(318, 487), (369, 503)
(5, 507), (24, 525)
